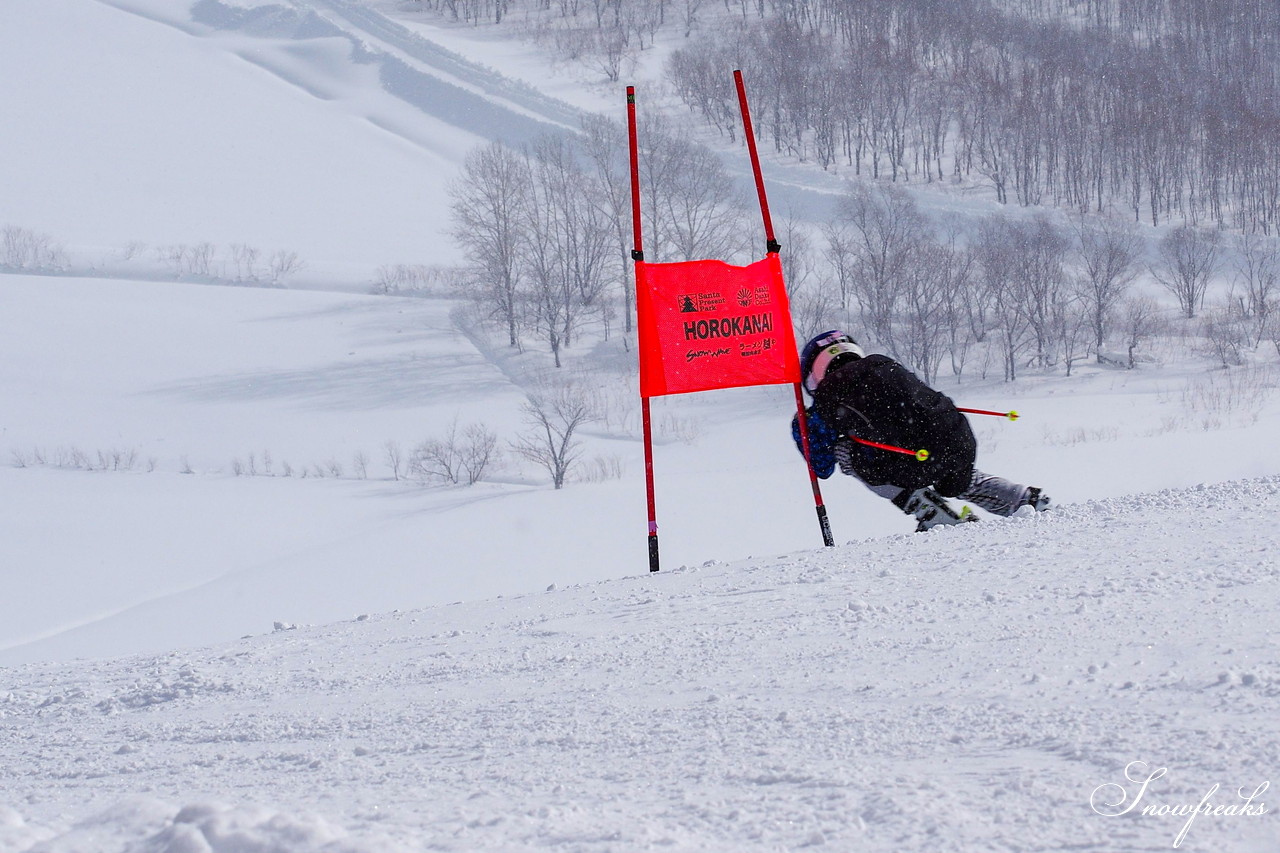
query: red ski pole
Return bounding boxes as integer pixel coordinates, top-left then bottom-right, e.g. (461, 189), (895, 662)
(957, 407), (1020, 421)
(849, 436), (931, 462)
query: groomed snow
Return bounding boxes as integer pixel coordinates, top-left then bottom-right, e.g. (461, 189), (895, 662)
(3, 477), (1280, 851)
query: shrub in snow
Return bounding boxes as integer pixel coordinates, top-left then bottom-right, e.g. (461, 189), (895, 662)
(410, 419), (499, 485)
(577, 453), (623, 483)
(268, 249), (303, 286)
(1199, 302), (1250, 368)
(371, 263), (449, 294)
(1, 224), (68, 272)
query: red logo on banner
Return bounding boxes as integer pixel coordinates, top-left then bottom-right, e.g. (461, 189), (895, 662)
(636, 254), (800, 398)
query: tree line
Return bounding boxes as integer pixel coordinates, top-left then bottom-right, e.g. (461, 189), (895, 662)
(450, 111), (1280, 380)
(667, 0), (1280, 233)
(416, 0), (1280, 234)
(436, 0), (1280, 381)
(448, 113), (752, 365)
(791, 182), (1279, 380)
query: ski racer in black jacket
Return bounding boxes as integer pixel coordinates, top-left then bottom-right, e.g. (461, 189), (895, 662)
(792, 330), (1051, 531)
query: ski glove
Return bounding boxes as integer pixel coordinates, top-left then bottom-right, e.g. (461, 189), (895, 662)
(791, 407), (838, 479)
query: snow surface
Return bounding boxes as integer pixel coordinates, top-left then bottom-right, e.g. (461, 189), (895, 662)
(3, 0), (1280, 850)
(3, 478), (1280, 851)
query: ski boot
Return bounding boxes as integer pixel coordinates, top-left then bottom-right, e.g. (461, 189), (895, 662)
(894, 487), (979, 533)
(1022, 486), (1051, 512)
(962, 472), (1052, 517)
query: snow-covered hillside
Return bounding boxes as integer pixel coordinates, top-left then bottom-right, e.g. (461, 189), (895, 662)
(4, 477), (1280, 852)
(2, 0), (585, 279)
(5, 269), (1279, 667)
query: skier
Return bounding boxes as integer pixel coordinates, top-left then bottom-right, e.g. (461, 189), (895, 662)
(792, 330), (1051, 532)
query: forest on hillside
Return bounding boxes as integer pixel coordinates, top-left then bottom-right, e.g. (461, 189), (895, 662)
(410, 0), (1280, 383)
(668, 0), (1280, 233)
(418, 0), (1279, 232)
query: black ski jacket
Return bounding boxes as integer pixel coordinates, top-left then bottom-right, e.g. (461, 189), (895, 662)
(811, 354), (976, 496)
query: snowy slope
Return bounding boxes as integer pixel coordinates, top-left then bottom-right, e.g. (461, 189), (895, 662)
(6, 268), (1279, 666)
(0, 272), (633, 664)
(1, 0), (582, 278)
(3, 477), (1279, 852)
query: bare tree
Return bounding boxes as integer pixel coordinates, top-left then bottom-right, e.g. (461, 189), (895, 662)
(459, 423), (500, 485)
(188, 242), (216, 277)
(635, 112), (686, 261)
(581, 25), (629, 82)
(384, 440), (404, 481)
(159, 244), (188, 278)
(1119, 294), (1164, 369)
(269, 249), (303, 285)
(635, 113), (745, 263)
(835, 182), (928, 357)
(819, 218), (858, 316)
(450, 141), (531, 347)
(972, 215), (1034, 380)
(777, 216), (819, 308)
(780, 217), (839, 339)
(967, 213), (1070, 377)
(1055, 292), (1093, 377)
(229, 243), (262, 282)
(896, 247), (950, 384)
(522, 135), (615, 366)
(1200, 301), (1250, 368)
(1, 225), (67, 271)
(934, 221), (977, 381)
(409, 419), (499, 485)
(410, 423), (464, 484)
(581, 114), (636, 335)
(1073, 214), (1143, 356)
(1151, 225), (1222, 319)
(512, 383), (597, 489)
(1017, 214), (1071, 369)
(679, 0), (704, 36)
(1233, 233), (1280, 346)
(661, 142), (746, 262)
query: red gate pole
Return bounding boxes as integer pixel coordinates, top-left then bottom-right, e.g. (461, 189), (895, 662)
(628, 86), (661, 573)
(734, 70), (834, 548)
(793, 383), (836, 547)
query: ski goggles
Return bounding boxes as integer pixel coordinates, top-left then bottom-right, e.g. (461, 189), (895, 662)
(804, 339), (864, 393)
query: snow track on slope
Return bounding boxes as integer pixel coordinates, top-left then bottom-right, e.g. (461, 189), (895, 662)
(103, 0), (581, 149)
(3, 476), (1279, 851)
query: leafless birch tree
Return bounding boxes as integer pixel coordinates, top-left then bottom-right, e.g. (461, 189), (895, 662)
(450, 142), (531, 347)
(513, 383), (597, 489)
(1151, 225), (1221, 319)
(1073, 214), (1143, 356)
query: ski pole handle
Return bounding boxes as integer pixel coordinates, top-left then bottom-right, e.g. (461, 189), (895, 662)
(958, 407), (1019, 421)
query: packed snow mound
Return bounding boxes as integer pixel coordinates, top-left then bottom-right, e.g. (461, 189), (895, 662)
(3, 475), (1278, 852)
